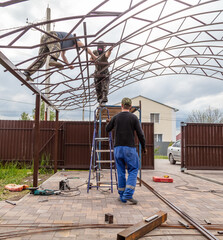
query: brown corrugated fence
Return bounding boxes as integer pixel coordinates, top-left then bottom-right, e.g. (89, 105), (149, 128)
(0, 120), (154, 169)
(181, 123), (223, 170)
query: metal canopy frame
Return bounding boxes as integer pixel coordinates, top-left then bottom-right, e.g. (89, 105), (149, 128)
(0, 0), (223, 111)
(0, 0), (28, 7)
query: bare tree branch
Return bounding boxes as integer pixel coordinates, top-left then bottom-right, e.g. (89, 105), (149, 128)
(187, 106), (223, 123)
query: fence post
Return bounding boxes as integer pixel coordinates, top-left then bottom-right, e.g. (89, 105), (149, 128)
(181, 122), (187, 172)
(54, 110), (59, 173)
(33, 94), (40, 187)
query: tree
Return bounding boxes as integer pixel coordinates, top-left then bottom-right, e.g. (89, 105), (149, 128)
(20, 112), (31, 120)
(32, 101), (55, 121)
(187, 106), (223, 123)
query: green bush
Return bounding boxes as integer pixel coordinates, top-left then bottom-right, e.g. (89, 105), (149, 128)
(154, 146), (160, 155)
(39, 153), (53, 174)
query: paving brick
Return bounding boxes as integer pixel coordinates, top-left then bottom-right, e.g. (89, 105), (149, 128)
(1, 159), (223, 239)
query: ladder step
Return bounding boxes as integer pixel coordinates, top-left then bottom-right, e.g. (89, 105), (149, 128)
(95, 169), (117, 171)
(90, 185), (116, 189)
(96, 150), (114, 153)
(95, 137), (109, 141)
(96, 160), (115, 163)
(97, 181), (117, 185)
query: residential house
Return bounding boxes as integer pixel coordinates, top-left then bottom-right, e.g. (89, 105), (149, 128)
(130, 95), (178, 142)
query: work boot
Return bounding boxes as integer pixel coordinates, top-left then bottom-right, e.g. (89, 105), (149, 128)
(117, 197), (126, 203)
(49, 59), (64, 69)
(126, 198), (138, 205)
(23, 71), (33, 82)
(98, 99), (104, 107)
(101, 98), (107, 107)
(102, 95), (108, 104)
(100, 101), (106, 107)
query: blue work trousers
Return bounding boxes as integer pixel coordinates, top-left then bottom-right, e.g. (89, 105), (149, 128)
(114, 146), (139, 200)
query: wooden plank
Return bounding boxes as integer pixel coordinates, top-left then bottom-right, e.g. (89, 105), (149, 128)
(117, 210), (167, 240)
(100, 106), (139, 119)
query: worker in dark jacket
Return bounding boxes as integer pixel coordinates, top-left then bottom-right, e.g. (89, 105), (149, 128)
(91, 41), (112, 105)
(106, 97), (146, 204)
(24, 31), (96, 80)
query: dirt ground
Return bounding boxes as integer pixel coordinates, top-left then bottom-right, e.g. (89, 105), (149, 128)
(1, 173), (53, 201)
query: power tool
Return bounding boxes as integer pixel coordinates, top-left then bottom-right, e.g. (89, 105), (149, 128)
(59, 179), (70, 190)
(28, 187), (61, 195)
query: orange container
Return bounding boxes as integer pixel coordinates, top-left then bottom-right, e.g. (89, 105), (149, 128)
(153, 176), (173, 183)
(5, 184), (24, 192)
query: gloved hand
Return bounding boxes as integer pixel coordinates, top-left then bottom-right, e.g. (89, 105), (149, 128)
(142, 148), (147, 154)
(106, 117), (111, 123)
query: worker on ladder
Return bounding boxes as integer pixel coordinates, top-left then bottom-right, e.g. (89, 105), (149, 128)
(91, 41), (112, 106)
(106, 97), (146, 204)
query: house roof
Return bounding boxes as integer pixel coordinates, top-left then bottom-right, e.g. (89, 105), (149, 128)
(131, 95), (179, 112)
(115, 95), (179, 112)
(176, 132), (181, 140)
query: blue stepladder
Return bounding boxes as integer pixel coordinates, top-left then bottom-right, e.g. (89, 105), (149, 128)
(87, 106), (118, 193)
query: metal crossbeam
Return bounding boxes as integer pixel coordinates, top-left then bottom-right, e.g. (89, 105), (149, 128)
(0, 0), (222, 111)
(0, 51), (55, 108)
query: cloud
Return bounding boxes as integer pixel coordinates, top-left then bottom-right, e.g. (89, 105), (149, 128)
(182, 92), (223, 112)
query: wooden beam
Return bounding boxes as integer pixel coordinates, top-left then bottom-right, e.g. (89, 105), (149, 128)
(54, 110), (59, 173)
(117, 211), (167, 240)
(33, 94), (40, 187)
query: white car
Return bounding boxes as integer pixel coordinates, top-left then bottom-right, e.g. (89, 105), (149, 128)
(167, 140), (181, 164)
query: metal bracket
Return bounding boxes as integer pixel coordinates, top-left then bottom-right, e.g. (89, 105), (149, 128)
(178, 220), (190, 229)
(181, 167), (186, 172)
(181, 122), (187, 127)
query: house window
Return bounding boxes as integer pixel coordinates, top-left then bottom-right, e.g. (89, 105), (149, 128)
(154, 134), (162, 142)
(150, 113), (160, 123)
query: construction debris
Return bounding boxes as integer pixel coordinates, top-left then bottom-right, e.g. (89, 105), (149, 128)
(105, 213), (113, 224)
(5, 200), (16, 205)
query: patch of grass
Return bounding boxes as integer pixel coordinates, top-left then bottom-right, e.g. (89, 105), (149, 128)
(0, 162), (32, 201)
(0, 161), (53, 201)
(0, 162), (31, 184)
(155, 155), (168, 159)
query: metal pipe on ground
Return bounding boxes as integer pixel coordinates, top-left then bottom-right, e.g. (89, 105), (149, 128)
(139, 177), (219, 240)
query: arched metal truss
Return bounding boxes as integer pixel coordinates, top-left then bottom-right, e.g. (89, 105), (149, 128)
(0, 0), (223, 110)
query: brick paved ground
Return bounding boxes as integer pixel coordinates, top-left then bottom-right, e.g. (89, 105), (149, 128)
(0, 159), (223, 239)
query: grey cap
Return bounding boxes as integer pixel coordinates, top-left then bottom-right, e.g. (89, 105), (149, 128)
(121, 97), (132, 106)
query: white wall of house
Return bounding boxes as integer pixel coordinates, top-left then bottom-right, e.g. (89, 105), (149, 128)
(171, 111), (177, 141)
(131, 96), (177, 142)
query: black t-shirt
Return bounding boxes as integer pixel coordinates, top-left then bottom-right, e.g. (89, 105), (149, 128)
(106, 111), (146, 149)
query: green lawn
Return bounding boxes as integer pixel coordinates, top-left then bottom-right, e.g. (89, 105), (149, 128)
(0, 162), (53, 201)
(155, 155), (168, 159)
(0, 168), (33, 201)
(0, 168), (32, 185)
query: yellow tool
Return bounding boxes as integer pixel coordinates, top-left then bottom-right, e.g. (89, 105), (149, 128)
(163, 175), (169, 178)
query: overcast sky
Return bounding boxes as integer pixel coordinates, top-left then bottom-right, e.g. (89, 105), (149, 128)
(0, 0), (223, 132)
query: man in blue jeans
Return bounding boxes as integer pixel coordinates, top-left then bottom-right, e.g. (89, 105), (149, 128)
(106, 97), (146, 204)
